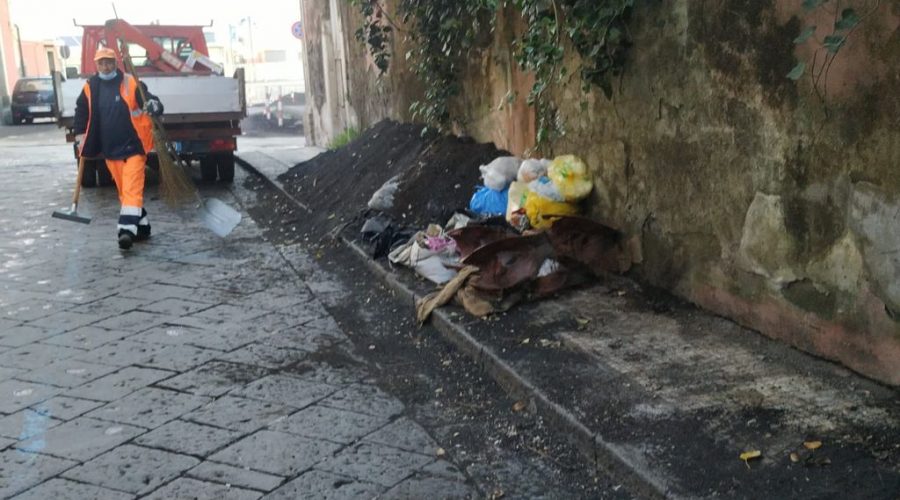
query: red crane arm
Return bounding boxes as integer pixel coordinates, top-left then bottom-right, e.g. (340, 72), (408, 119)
(104, 19), (183, 73)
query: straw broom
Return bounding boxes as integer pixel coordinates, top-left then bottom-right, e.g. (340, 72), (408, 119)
(119, 44), (198, 207)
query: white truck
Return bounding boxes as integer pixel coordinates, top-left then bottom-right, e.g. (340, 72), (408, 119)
(55, 19), (246, 187)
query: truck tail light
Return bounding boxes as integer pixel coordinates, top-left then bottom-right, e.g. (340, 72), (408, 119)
(210, 138), (235, 152)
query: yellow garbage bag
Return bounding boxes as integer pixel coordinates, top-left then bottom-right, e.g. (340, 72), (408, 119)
(524, 192), (580, 230)
(548, 155), (593, 202)
(506, 181), (528, 222)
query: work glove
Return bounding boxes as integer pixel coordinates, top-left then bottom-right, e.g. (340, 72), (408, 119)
(145, 98), (163, 117)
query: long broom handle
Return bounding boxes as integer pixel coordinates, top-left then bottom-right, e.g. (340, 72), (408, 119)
(119, 44), (203, 205)
(72, 156), (86, 206)
(118, 47), (165, 138)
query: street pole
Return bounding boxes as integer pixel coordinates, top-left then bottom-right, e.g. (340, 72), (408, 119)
(240, 17), (255, 84)
(248, 17), (255, 84)
(14, 25), (25, 77)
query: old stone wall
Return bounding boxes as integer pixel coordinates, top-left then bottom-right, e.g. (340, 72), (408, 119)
(300, 0), (900, 385)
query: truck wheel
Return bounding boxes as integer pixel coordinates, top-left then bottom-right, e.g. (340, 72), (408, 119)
(216, 152), (235, 183)
(97, 161), (114, 187)
(81, 161), (98, 188)
(145, 155), (160, 186)
(200, 156), (218, 183)
(146, 155), (159, 172)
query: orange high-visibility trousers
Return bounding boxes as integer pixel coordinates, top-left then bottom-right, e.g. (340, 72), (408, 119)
(105, 155), (146, 207)
(105, 154), (147, 234)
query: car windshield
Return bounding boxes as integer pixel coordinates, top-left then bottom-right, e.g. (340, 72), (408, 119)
(15, 79), (53, 93)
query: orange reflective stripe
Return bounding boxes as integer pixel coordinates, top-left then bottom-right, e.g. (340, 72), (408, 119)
(121, 75), (154, 154)
(80, 83), (93, 157)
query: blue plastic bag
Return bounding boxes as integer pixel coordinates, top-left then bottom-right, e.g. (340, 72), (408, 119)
(469, 185), (509, 216)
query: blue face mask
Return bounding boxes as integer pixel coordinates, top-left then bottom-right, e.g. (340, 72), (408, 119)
(98, 69), (117, 81)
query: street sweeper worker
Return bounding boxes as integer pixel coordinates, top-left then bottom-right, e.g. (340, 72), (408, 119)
(73, 46), (164, 250)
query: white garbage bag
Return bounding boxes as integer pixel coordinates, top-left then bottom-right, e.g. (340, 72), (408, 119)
(479, 156), (521, 191)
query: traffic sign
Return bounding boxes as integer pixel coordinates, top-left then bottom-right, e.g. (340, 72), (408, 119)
(291, 21), (303, 39)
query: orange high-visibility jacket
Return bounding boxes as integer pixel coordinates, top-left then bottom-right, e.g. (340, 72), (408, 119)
(74, 72), (154, 159)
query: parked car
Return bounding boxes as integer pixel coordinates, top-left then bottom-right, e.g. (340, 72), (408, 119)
(279, 92), (306, 128)
(10, 77), (56, 124)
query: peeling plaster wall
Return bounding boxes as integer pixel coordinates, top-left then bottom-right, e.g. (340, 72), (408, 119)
(300, 1), (533, 153)
(552, 0), (900, 385)
(302, 0), (900, 385)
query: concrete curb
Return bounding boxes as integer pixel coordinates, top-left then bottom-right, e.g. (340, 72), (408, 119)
(341, 238), (669, 500)
(235, 155), (314, 215)
(236, 156), (670, 499)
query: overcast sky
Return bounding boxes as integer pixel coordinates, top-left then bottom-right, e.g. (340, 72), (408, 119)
(9, 0), (302, 47)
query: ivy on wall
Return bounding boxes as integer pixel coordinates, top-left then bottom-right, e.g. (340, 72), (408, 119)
(399, 0), (498, 128)
(350, 0), (393, 73)
(788, 0), (882, 107)
(348, 0), (634, 147)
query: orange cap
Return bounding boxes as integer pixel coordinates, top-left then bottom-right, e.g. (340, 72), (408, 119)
(93, 47), (117, 61)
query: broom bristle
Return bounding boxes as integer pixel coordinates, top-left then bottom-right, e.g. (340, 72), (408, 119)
(154, 129), (197, 207)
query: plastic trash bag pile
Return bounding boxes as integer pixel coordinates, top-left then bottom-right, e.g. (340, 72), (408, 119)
(359, 153), (633, 323)
(469, 155), (594, 231)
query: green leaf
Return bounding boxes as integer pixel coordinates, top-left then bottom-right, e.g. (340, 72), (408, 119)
(794, 26), (816, 44)
(835, 9), (860, 30)
(824, 34), (845, 53)
(786, 61), (806, 80)
(802, 0), (825, 10)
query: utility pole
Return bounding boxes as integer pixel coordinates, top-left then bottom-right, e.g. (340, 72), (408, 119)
(14, 24), (24, 77)
(240, 17), (255, 83)
(247, 17), (255, 83)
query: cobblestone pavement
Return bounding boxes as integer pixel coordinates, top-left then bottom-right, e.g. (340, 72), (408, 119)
(0, 125), (478, 498)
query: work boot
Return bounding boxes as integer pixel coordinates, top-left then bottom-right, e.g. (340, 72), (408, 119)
(118, 229), (134, 250)
(135, 224), (151, 242)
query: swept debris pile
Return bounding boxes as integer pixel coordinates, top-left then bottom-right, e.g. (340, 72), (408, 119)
(277, 120), (506, 239)
(278, 120), (633, 320)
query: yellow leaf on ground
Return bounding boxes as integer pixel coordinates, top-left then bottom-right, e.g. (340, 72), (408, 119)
(804, 441), (823, 450)
(789, 452), (800, 463)
(512, 400), (527, 412)
(740, 450), (762, 461)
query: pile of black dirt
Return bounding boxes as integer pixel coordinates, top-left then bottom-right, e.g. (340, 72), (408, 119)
(276, 120), (507, 240)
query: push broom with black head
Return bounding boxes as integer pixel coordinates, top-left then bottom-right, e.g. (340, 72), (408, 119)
(51, 156), (92, 224)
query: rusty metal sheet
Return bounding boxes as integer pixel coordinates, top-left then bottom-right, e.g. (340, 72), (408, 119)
(462, 233), (554, 291)
(447, 225), (518, 259)
(547, 216), (627, 275)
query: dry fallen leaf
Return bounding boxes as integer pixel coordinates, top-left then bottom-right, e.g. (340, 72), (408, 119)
(521, 338), (530, 345)
(436, 447), (446, 457)
(789, 452), (800, 463)
(803, 440), (822, 450)
(740, 450), (762, 465)
(512, 400), (527, 412)
(575, 318), (591, 326)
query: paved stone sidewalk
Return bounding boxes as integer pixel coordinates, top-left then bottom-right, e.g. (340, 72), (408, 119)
(0, 129), (476, 498)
